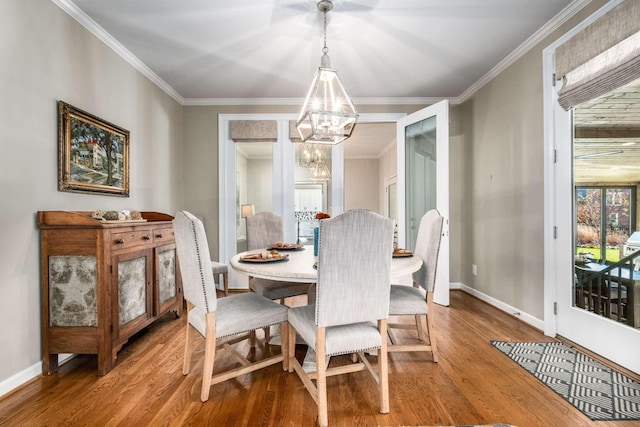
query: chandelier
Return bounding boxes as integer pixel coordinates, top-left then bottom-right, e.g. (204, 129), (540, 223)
(295, 0), (358, 145)
(297, 143), (331, 181)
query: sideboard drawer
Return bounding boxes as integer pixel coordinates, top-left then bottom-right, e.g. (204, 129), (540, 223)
(152, 227), (175, 244)
(111, 230), (153, 249)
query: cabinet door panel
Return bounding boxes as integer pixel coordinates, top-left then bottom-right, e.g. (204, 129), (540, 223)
(155, 244), (180, 315)
(113, 248), (153, 341)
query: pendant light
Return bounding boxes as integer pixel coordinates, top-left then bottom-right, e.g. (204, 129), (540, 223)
(295, 0), (358, 145)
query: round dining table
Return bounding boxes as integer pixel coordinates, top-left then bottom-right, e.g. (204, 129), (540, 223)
(229, 245), (423, 283)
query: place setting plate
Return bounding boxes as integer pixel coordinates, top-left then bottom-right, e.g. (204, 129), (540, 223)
(267, 242), (304, 251)
(240, 250), (289, 263)
(393, 248), (413, 258)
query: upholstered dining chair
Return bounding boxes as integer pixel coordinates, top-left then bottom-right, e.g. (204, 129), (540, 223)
(246, 211), (312, 302)
(210, 261), (229, 297)
(173, 211), (289, 402)
(388, 209), (443, 362)
(287, 209), (394, 427)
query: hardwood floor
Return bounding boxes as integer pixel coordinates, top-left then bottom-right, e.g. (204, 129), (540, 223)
(2, 290), (639, 427)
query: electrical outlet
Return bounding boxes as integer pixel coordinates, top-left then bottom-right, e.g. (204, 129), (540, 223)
(472, 264), (478, 276)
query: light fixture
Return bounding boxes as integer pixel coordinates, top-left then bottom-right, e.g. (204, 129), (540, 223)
(296, 0), (358, 145)
(240, 204), (255, 218)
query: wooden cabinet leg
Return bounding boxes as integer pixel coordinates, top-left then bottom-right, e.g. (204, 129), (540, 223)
(42, 354), (59, 375)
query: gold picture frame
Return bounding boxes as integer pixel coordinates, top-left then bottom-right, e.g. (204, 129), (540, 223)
(58, 101), (130, 197)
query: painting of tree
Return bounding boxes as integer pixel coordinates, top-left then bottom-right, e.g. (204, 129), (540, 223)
(58, 101), (129, 196)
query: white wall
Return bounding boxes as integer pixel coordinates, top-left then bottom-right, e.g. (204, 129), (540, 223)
(344, 159), (381, 213)
(247, 159), (273, 213)
(378, 142), (398, 215)
(0, 0), (183, 390)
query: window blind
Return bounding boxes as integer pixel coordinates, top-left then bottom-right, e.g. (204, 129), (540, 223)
(230, 120), (277, 142)
(555, 0), (640, 110)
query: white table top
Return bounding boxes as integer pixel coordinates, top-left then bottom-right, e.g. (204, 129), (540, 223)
(230, 245), (422, 283)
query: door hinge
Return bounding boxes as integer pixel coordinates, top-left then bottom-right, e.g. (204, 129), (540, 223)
(110, 324), (114, 333)
(553, 226), (557, 239)
(553, 302), (558, 315)
(552, 73), (557, 87)
(553, 149), (557, 163)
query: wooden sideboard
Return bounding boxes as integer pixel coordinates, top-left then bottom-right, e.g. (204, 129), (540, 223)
(38, 211), (183, 375)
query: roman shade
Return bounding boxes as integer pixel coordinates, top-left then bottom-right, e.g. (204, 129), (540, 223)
(230, 120), (277, 142)
(555, 0), (640, 110)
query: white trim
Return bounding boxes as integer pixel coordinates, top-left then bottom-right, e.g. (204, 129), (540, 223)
(458, 0), (593, 103)
(0, 354), (74, 399)
(184, 97), (455, 106)
(458, 284), (545, 331)
(50, 0), (184, 105)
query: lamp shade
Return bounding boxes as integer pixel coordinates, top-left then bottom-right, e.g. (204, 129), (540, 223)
(240, 204), (255, 218)
(296, 56), (358, 144)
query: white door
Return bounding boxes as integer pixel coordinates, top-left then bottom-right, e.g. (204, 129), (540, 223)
(552, 95), (640, 374)
(397, 100), (449, 306)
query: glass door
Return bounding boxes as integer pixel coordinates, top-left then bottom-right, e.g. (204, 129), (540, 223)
(553, 80), (640, 374)
(397, 100), (449, 306)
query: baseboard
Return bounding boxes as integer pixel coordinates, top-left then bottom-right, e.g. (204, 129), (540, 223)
(457, 283), (544, 331)
(0, 353), (74, 399)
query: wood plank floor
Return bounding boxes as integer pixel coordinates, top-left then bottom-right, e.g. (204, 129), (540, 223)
(2, 290), (639, 427)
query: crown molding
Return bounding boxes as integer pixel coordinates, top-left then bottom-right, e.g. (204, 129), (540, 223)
(457, 0), (592, 103)
(51, 0), (184, 105)
(183, 96), (457, 107)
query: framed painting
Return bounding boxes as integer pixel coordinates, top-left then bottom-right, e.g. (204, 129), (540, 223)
(58, 101), (130, 196)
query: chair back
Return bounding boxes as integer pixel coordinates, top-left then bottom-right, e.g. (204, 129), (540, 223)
(173, 211), (217, 313)
(413, 210), (444, 292)
(315, 209), (394, 328)
(246, 212), (283, 250)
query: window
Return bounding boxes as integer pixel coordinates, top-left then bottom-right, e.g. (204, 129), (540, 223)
(575, 186), (636, 262)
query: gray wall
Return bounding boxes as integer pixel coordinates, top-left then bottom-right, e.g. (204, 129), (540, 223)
(0, 0), (183, 384)
(458, 0), (609, 319)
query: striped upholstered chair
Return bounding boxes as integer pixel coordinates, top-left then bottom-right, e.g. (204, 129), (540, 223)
(287, 209), (394, 427)
(388, 209), (444, 362)
(173, 211), (289, 402)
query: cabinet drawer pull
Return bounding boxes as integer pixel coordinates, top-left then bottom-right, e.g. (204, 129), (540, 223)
(115, 238), (125, 244)
(156, 233), (163, 238)
(143, 235), (151, 240)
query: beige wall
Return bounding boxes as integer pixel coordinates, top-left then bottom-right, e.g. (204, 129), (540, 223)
(0, 0), (183, 385)
(183, 104), (422, 261)
(2, 0), (612, 395)
(458, 0), (609, 319)
(344, 159), (380, 213)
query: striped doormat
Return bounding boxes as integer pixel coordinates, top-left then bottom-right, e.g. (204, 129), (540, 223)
(491, 341), (640, 420)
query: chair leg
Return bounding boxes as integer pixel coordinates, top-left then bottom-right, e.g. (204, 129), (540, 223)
(287, 321), (296, 373)
(316, 327), (328, 427)
(200, 313), (217, 402)
(427, 292), (439, 363)
(183, 303), (194, 375)
(280, 322), (289, 372)
(222, 272), (229, 297)
(379, 319), (389, 414)
(415, 314), (425, 341)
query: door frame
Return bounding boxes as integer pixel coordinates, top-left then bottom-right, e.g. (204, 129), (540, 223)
(543, 0), (640, 374)
(218, 112), (405, 290)
(397, 100), (450, 306)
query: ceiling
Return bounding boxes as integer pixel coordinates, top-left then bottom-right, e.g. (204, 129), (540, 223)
(66, 0), (576, 102)
(63, 0), (580, 158)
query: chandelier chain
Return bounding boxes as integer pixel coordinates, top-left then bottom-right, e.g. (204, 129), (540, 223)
(323, 9), (328, 54)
